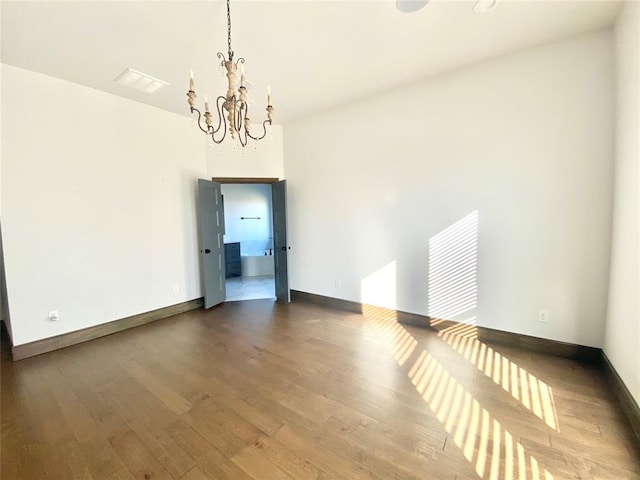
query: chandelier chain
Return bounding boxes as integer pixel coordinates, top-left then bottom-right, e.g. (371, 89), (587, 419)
(227, 0), (233, 60)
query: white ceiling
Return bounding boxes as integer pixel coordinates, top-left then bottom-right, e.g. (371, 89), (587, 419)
(1, 0), (622, 124)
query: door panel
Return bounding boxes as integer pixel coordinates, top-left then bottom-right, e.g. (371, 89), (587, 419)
(198, 179), (226, 308)
(272, 180), (290, 302)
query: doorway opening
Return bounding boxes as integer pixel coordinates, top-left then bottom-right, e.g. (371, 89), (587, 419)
(221, 183), (275, 301)
(198, 177), (289, 308)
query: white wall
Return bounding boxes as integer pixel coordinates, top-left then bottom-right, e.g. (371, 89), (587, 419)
(284, 30), (615, 348)
(206, 125), (284, 179)
(1, 64), (208, 346)
(221, 183), (274, 255)
(605, 1), (640, 404)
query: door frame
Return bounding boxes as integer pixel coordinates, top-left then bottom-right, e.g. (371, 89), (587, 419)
(212, 177), (280, 185)
(213, 177), (290, 303)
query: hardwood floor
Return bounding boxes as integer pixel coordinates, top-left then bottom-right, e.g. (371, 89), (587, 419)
(1, 299), (639, 479)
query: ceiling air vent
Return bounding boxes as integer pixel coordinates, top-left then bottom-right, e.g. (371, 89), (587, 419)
(114, 68), (169, 94)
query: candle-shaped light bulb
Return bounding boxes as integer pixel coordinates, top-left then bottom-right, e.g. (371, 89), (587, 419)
(240, 65), (246, 87)
(267, 85), (272, 105)
(189, 68), (194, 91)
(204, 94), (209, 112)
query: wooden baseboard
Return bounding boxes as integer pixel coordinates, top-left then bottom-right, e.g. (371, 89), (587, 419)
(292, 290), (363, 314)
(1, 318), (12, 347)
(12, 298), (204, 361)
(602, 352), (640, 445)
(291, 290), (601, 362)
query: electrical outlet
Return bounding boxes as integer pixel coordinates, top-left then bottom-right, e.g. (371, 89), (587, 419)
(334, 280), (342, 289)
(48, 310), (59, 322)
(173, 285), (180, 294)
(538, 309), (549, 323)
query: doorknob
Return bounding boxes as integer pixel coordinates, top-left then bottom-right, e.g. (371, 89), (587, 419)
(204, 249), (211, 254)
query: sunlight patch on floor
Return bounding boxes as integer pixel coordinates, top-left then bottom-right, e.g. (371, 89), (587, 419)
(434, 320), (559, 431)
(366, 313), (555, 480)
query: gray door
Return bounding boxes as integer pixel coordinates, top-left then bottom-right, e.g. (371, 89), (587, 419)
(272, 180), (290, 302)
(198, 179), (226, 309)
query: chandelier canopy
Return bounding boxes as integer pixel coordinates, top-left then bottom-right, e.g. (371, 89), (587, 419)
(187, 0), (273, 147)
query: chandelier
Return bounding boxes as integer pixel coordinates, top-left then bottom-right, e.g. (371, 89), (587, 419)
(187, 0), (274, 147)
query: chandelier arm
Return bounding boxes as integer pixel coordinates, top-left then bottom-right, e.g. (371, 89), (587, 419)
(246, 120), (270, 141)
(217, 52), (226, 67)
(243, 101), (251, 132)
(242, 102), (253, 145)
(235, 101), (246, 135)
(190, 107), (211, 135)
(212, 96), (226, 134)
(210, 108), (227, 144)
(238, 126), (248, 147)
(210, 130), (225, 145)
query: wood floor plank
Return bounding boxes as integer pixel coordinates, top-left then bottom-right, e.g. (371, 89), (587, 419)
(127, 418), (198, 480)
(104, 470), (137, 480)
(79, 435), (129, 480)
(272, 424), (382, 480)
(115, 357), (193, 416)
(163, 419), (255, 480)
(231, 441), (298, 480)
(177, 466), (208, 480)
(107, 429), (173, 480)
(249, 434), (322, 480)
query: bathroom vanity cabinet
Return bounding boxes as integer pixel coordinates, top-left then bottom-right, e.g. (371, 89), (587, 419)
(224, 242), (241, 278)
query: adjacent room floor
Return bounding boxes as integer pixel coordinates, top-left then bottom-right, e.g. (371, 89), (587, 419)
(1, 299), (639, 479)
(226, 275), (275, 301)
